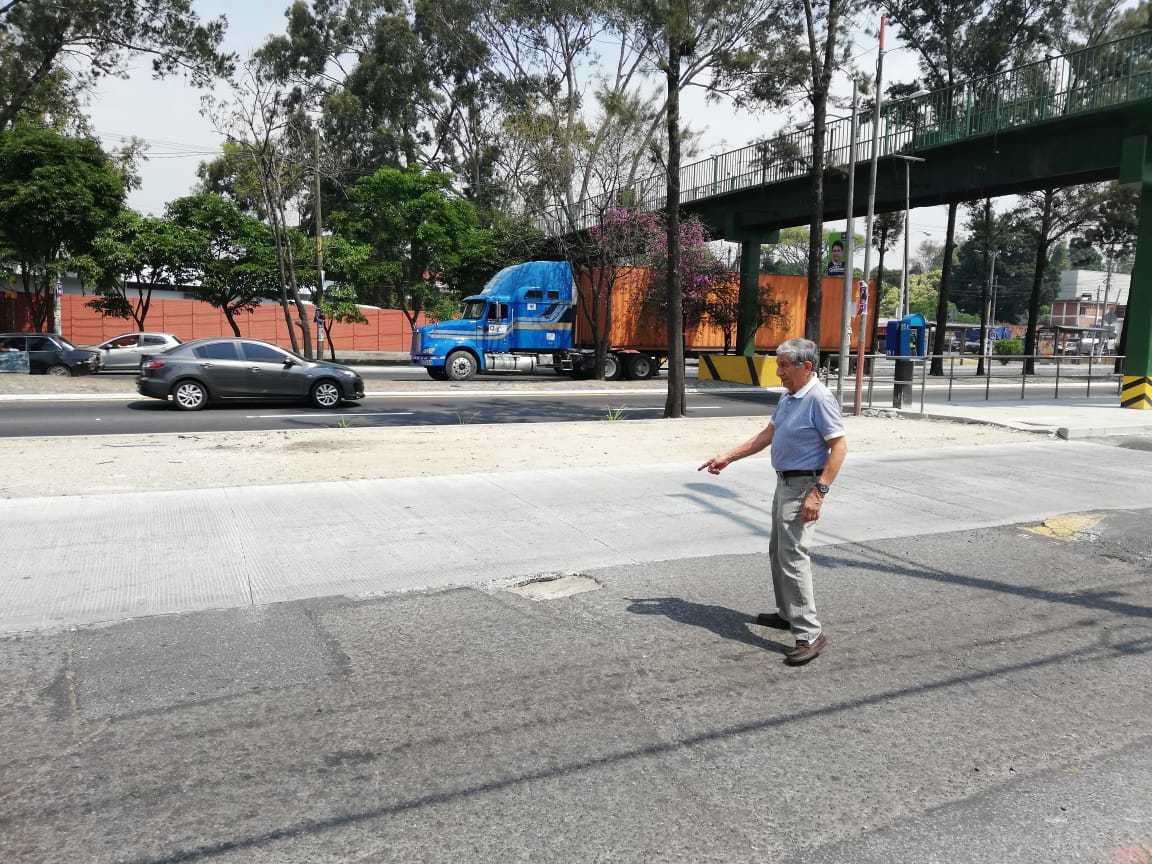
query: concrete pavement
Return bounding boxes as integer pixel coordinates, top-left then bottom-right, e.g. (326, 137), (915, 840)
(3, 437), (1152, 634)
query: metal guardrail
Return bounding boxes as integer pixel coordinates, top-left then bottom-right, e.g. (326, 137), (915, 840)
(536, 29), (1152, 234)
(847, 353), (1127, 412)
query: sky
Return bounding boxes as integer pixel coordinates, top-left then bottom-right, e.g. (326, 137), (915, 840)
(82, 1), (953, 264)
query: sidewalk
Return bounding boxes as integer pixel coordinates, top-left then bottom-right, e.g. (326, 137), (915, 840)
(891, 398), (1152, 439)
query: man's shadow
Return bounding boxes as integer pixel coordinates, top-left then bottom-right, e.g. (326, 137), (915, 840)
(625, 597), (789, 655)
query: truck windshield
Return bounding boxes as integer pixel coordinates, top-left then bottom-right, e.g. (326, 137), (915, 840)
(460, 300), (486, 320)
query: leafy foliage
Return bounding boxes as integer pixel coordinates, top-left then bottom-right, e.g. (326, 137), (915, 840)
(0, 0), (234, 129)
(335, 165), (480, 328)
(0, 125), (124, 330)
(77, 210), (199, 329)
(166, 194), (279, 336)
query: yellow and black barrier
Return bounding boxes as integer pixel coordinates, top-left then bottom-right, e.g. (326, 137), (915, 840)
(698, 354), (780, 387)
(1121, 375), (1152, 409)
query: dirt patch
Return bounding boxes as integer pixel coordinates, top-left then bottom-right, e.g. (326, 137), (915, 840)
(0, 412), (1044, 500)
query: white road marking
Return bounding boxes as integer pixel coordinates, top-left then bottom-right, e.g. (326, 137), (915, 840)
(245, 411), (415, 419)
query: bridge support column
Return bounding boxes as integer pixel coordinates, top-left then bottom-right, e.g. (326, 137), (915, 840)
(1120, 137), (1152, 408)
(734, 231), (778, 357)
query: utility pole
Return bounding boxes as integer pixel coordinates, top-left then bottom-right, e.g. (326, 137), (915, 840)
(854, 15), (885, 416)
(893, 154), (925, 318)
(978, 249), (998, 373)
(837, 80), (859, 405)
(314, 129), (325, 360)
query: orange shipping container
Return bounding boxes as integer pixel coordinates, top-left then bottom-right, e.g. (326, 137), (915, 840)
(575, 269), (872, 357)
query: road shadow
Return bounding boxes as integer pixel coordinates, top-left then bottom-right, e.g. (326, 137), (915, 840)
(624, 596), (787, 654)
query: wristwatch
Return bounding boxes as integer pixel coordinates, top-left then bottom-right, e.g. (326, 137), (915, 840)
(815, 483), (830, 494)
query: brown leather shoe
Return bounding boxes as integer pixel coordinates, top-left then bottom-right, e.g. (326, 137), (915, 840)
(784, 633), (827, 665)
(755, 612), (791, 630)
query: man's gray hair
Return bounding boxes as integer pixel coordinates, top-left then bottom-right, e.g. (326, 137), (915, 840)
(776, 338), (819, 367)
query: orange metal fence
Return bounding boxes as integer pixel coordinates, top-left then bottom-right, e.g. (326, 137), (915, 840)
(2, 293), (425, 353)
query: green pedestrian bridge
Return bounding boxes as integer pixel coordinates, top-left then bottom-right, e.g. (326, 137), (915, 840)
(540, 31), (1152, 409)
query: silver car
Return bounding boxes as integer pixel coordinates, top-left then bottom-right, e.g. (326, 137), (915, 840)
(136, 337), (365, 411)
(92, 332), (182, 371)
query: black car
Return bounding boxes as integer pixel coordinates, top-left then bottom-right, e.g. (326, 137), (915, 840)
(0, 332), (101, 376)
(136, 337), (365, 410)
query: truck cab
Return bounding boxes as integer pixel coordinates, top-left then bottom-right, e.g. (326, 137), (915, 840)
(411, 261), (577, 380)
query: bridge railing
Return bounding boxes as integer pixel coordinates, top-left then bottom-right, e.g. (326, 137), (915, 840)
(535, 29), (1152, 236)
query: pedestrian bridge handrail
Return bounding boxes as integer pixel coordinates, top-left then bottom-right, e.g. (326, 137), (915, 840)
(536, 30), (1152, 235)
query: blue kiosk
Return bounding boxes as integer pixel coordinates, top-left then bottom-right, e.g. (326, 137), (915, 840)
(885, 314), (927, 407)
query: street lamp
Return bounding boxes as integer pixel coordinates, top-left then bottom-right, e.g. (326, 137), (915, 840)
(892, 154), (925, 319)
(891, 89), (929, 320)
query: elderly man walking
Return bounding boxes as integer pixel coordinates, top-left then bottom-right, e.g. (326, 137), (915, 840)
(699, 338), (847, 666)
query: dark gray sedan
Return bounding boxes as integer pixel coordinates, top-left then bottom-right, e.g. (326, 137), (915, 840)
(136, 337), (365, 411)
(0, 332), (101, 376)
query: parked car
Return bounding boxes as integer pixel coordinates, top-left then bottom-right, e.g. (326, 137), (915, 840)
(0, 332), (101, 376)
(1077, 335), (1116, 356)
(89, 332), (182, 371)
(136, 337), (365, 410)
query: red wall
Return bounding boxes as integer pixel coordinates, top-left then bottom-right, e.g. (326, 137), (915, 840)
(1, 292), (425, 353)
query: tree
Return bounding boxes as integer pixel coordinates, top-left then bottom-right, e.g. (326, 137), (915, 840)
(874, 0), (1066, 373)
(584, 206), (664, 379)
(315, 236), (370, 361)
(797, 0), (852, 340)
(1080, 182), (1138, 364)
(445, 215), (546, 296)
(1009, 184), (1104, 371)
(76, 210), (199, 329)
(0, 126), (124, 331)
(1068, 237), (1104, 270)
(204, 65), (315, 356)
(705, 276), (786, 354)
(762, 227), (816, 274)
(166, 194), (279, 337)
(336, 165), (480, 331)
(0, 0), (234, 129)
(254, 0), (503, 223)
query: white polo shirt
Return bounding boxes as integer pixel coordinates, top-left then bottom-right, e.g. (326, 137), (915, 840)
(768, 376), (845, 471)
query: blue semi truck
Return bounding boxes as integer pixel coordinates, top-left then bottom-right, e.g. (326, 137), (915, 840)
(410, 260), (665, 381)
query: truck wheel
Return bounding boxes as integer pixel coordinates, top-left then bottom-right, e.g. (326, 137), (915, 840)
(427, 367), (449, 380)
(625, 354), (653, 380)
(603, 353), (623, 381)
(445, 350), (478, 381)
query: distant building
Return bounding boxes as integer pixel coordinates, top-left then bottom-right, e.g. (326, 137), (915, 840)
(1050, 270), (1128, 334)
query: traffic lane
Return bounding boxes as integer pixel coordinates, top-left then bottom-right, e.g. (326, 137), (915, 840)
(3, 508), (1151, 862)
(0, 389), (776, 437)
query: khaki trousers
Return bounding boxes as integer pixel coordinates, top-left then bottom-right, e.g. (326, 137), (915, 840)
(768, 475), (823, 642)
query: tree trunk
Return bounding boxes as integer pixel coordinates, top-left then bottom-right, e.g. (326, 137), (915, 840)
(262, 183), (300, 354)
(930, 202), (959, 376)
(1024, 189), (1055, 375)
(804, 108), (827, 342)
(273, 187), (313, 359)
(223, 307), (242, 337)
(664, 41), (685, 419)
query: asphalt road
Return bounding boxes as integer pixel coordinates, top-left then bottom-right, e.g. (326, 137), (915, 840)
(3, 497), (1149, 864)
(0, 357), (1127, 437)
(0, 387), (779, 437)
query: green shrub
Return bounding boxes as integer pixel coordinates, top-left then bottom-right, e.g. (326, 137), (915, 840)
(993, 338), (1024, 363)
